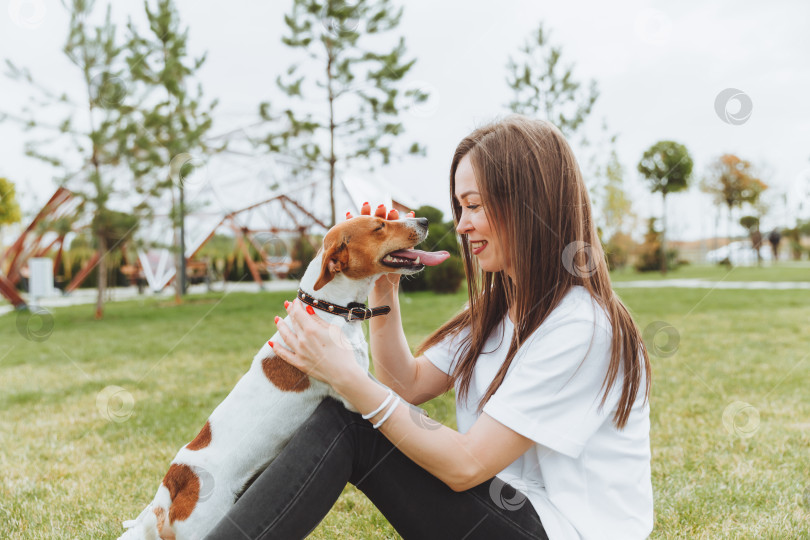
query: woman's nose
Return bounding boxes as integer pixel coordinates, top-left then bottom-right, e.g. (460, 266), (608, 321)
(456, 214), (473, 234)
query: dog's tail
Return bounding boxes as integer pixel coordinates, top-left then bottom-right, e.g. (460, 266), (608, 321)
(118, 502), (161, 540)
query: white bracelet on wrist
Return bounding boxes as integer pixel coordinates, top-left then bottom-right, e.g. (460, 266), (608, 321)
(362, 389), (394, 420)
(373, 396), (401, 429)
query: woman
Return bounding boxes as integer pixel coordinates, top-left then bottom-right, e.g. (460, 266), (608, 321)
(206, 116), (653, 539)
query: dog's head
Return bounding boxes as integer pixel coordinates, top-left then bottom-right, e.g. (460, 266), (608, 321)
(313, 215), (450, 290)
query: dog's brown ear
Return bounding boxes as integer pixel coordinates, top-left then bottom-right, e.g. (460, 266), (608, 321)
(314, 239), (349, 291)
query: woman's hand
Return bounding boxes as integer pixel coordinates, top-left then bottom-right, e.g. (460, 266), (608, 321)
(271, 299), (364, 390)
(347, 202), (415, 303)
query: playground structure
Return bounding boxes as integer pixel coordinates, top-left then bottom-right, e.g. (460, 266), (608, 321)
(1, 174), (414, 308)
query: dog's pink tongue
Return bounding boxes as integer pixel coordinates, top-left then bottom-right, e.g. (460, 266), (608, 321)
(389, 249), (451, 266)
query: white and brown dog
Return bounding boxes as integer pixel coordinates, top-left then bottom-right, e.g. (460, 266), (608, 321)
(119, 214), (450, 540)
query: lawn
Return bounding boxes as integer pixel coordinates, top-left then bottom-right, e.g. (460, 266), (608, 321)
(1, 284), (808, 538)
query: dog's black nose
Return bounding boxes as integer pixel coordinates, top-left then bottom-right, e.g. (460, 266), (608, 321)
(416, 217), (428, 229)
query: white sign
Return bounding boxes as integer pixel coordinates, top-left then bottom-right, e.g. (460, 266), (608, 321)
(29, 257), (54, 300)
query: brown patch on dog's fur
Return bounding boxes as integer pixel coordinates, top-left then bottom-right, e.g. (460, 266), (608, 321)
(186, 420), (212, 451)
(262, 354), (311, 392)
(162, 464), (200, 523)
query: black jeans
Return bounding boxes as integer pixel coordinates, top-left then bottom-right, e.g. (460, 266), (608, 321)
(205, 397), (548, 539)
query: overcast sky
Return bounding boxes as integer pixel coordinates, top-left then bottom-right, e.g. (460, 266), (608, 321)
(2, 0), (809, 241)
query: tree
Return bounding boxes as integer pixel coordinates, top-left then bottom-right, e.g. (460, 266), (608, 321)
(3, 0), (134, 319)
(598, 148), (637, 270)
(702, 154), (768, 244)
(264, 0), (427, 226)
(740, 215), (763, 264)
(505, 23), (599, 138)
(637, 141), (693, 273)
(600, 147), (636, 240)
(0, 178), (22, 228)
(122, 0), (220, 300)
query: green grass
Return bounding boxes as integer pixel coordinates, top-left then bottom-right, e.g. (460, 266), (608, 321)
(610, 261), (810, 282)
(1, 286), (809, 538)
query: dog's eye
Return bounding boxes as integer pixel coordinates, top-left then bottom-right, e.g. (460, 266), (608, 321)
(375, 223), (385, 231)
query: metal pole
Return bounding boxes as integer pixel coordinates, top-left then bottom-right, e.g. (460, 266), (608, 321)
(180, 184), (187, 295)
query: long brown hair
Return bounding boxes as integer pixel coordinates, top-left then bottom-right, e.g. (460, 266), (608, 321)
(416, 115), (650, 429)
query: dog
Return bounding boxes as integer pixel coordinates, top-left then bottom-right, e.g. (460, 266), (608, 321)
(118, 214), (450, 540)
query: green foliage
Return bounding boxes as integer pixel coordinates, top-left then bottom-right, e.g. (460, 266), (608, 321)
(0, 177), (22, 227)
(739, 215), (759, 232)
(123, 0), (220, 204)
(505, 23), (598, 137)
(602, 231), (635, 271)
(599, 148), (636, 241)
(288, 234), (319, 281)
(264, 0), (427, 225)
(92, 208), (138, 248)
(637, 140), (694, 197)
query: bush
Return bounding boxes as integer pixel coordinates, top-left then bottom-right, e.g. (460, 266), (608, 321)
(603, 231), (635, 271)
(424, 254), (465, 293)
(634, 218), (680, 272)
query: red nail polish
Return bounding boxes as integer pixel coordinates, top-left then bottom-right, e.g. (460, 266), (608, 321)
(267, 340), (274, 348)
(284, 300), (290, 309)
(306, 305), (315, 315)
(274, 316), (280, 324)
(346, 211), (352, 218)
(377, 204), (384, 208)
(362, 201), (369, 206)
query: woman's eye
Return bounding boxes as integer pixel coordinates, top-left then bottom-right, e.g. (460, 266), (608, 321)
(465, 204), (480, 210)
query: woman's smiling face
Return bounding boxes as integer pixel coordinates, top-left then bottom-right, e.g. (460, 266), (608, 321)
(454, 154), (510, 276)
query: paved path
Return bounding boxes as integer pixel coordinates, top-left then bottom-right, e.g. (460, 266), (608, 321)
(613, 279), (810, 290)
(0, 280), (300, 317)
(4, 278), (808, 318)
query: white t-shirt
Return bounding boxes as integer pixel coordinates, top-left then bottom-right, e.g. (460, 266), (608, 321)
(423, 286), (653, 540)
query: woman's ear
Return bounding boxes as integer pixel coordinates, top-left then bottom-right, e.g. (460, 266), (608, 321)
(314, 239), (349, 290)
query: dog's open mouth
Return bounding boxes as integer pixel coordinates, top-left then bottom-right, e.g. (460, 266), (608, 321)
(381, 248), (451, 269)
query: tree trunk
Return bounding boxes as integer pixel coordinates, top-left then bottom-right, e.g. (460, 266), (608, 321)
(327, 46), (336, 227)
(95, 233), (106, 320)
(660, 193), (668, 274)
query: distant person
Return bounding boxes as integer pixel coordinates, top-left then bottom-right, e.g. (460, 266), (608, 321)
(768, 229), (781, 262)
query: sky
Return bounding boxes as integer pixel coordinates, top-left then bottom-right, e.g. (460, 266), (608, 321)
(1, 0), (809, 242)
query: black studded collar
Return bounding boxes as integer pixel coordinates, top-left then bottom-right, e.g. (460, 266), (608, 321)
(297, 289), (391, 322)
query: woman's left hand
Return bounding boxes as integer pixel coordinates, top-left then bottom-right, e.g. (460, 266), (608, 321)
(271, 298), (364, 389)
